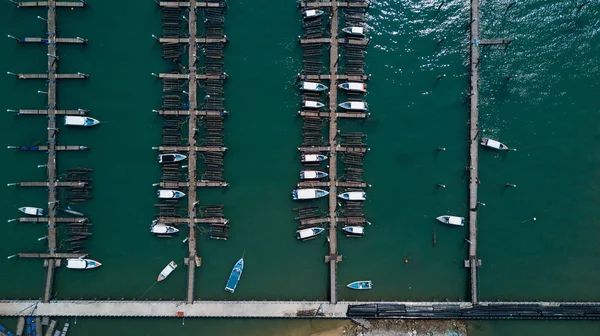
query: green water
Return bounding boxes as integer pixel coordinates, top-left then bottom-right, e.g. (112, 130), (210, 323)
(0, 0), (599, 334)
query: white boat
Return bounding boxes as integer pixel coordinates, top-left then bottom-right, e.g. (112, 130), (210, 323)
(343, 226), (364, 235)
(158, 261), (178, 281)
(480, 138), (509, 150)
(296, 227), (325, 240)
(292, 188), (329, 200)
(299, 81), (328, 92)
(342, 26), (366, 37)
(338, 191), (366, 201)
(303, 100), (325, 109)
(303, 9), (324, 20)
(301, 153), (328, 163)
(66, 257), (102, 270)
(157, 189), (186, 199)
(300, 170), (328, 180)
(338, 101), (368, 111)
(436, 215), (465, 226)
(18, 207), (44, 216)
(64, 116), (100, 127)
(158, 153), (187, 164)
(338, 82), (367, 93)
(151, 224), (179, 235)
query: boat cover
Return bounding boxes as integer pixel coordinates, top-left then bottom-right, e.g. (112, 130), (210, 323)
(302, 171), (318, 179)
(350, 27), (364, 34)
(303, 82), (319, 90)
(296, 189), (317, 199)
(348, 82), (364, 90)
(303, 154), (320, 162)
(158, 190), (180, 198)
(485, 139), (503, 149)
(349, 102), (366, 110)
(344, 226), (364, 234)
(64, 116), (87, 126)
(305, 9), (317, 17)
(304, 101), (321, 108)
(448, 216), (464, 225)
(344, 191), (366, 200)
(152, 224), (178, 234)
(298, 228), (320, 239)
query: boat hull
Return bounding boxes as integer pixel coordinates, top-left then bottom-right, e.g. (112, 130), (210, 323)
(158, 261), (178, 281)
(66, 258), (102, 270)
(225, 258), (244, 293)
(347, 280), (372, 290)
(436, 215), (465, 226)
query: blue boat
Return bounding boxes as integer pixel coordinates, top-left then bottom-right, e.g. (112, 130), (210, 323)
(347, 280), (372, 290)
(225, 258), (244, 293)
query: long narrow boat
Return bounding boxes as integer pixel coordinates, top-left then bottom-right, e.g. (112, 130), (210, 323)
(299, 81), (328, 92)
(338, 82), (367, 93)
(343, 226), (364, 235)
(300, 170), (328, 180)
(18, 206), (44, 216)
(151, 224), (179, 235)
(157, 189), (186, 199)
(480, 138), (509, 150)
(293, 188), (329, 200)
(347, 280), (372, 290)
(64, 116), (100, 127)
(338, 191), (366, 201)
(157, 261), (178, 281)
(225, 258), (244, 293)
(302, 100), (325, 109)
(158, 153), (187, 164)
(303, 9), (324, 20)
(341, 26), (366, 37)
(66, 257), (102, 270)
(339, 101), (368, 111)
(296, 227), (325, 240)
(436, 215), (465, 226)
(301, 153), (328, 163)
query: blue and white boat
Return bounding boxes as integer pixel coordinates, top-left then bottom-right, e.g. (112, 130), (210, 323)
(299, 81), (328, 92)
(303, 100), (325, 109)
(64, 116), (100, 127)
(297, 227), (325, 240)
(158, 153), (187, 164)
(66, 257), (102, 270)
(301, 153), (328, 163)
(300, 170), (328, 180)
(151, 224), (179, 235)
(303, 9), (324, 20)
(157, 189), (185, 199)
(225, 258), (244, 293)
(18, 206), (44, 216)
(341, 27), (366, 37)
(343, 226), (364, 235)
(338, 101), (368, 111)
(292, 188), (329, 200)
(338, 191), (366, 201)
(436, 215), (465, 226)
(480, 138), (510, 151)
(347, 280), (372, 290)
(338, 82), (367, 93)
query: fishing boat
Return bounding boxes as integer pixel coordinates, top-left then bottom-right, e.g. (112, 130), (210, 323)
(347, 280), (372, 290)
(158, 153), (187, 164)
(303, 100), (325, 109)
(151, 224), (179, 235)
(480, 138), (509, 150)
(292, 188), (329, 200)
(157, 261), (178, 281)
(299, 81), (328, 92)
(61, 206), (84, 216)
(343, 226), (364, 235)
(225, 258), (244, 293)
(157, 189), (186, 199)
(296, 227), (325, 240)
(338, 101), (368, 111)
(341, 26), (366, 37)
(64, 116), (100, 127)
(436, 215), (465, 226)
(18, 207), (44, 216)
(66, 257), (102, 270)
(338, 82), (367, 93)
(300, 170), (328, 180)
(303, 9), (324, 20)
(301, 153), (328, 163)
(338, 191), (366, 201)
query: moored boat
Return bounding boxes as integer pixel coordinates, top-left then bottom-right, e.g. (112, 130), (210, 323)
(225, 258), (244, 293)
(157, 261), (178, 281)
(480, 138), (509, 150)
(303, 100), (325, 109)
(338, 101), (368, 111)
(301, 153), (328, 163)
(293, 188), (329, 200)
(66, 257), (102, 270)
(347, 280), (372, 290)
(436, 215), (465, 226)
(151, 224), (179, 235)
(296, 227), (325, 240)
(338, 191), (366, 201)
(303, 9), (324, 19)
(299, 81), (328, 92)
(338, 82), (367, 93)
(64, 116), (100, 127)
(342, 226), (364, 235)
(157, 189), (186, 199)
(300, 170), (328, 180)
(341, 26), (366, 37)
(158, 153), (187, 164)
(18, 207), (44, 216)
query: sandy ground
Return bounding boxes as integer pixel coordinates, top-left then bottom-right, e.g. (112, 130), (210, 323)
(309, 319), (467, 336)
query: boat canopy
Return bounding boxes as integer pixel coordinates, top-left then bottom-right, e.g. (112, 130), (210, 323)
(305, 9), (318, 17)
(298, 228), (321, 239)
(348, 82), (365, 90)
(64, 116), (98, 126)
(350, 27), (364, 35)
(152, 224), (178, 234)
(303, 82), (319, 90)
(484, 139), (505, 149)
(303, 154), (324, 162)
(304, 100), (321, 108)
(447, 216), (463, 225)
(67, 259), (87, 269)
(342, 191), (366, 200)
(297, 189), (317, 199)
(349, 102), (366, 110)
(303, 171), (318, 179)
(344, 226), (364, 234)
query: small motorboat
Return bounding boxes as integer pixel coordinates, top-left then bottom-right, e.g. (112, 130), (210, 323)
(300, 170), (328, 180)
(338, 101), (368, 111)
(338, 191), (366, 201)
(303, 9), (324, 20)
(157, 189), (186, 199)
(480, 138), (509, 150)
(296, 227), (325, 240)
(64, 116), (100, 127)
(151, 224), (179, 235)
(436, 215), (465, 226)
(299, 81), (328, 92)
(347, 280), (372, 290)
(293, 188), (329, 200)
(18, 207), (44, 216)
(338, 82), (367, 93)
(66, 257), (102, 270)
(303, 100), (325, 109)
(157, 261), (178, 281)
(225, 257), (244, 293)
(342, 26), (366, 37)
(343, 226), (364, 235)
(158, 153), (187, 164)
(301, 153), (328, 163)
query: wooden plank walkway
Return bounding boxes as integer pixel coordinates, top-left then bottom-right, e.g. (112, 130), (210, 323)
(298, 111), (369, 119)
(154, 109), (226, 117)
(16, 217), (88, 223)
(18, 253), (86, 259)
(297, 181), (367, 188)
(158, 37), (227, 44)
(299, 38), (369, 46)
(158, 73), (227, 80)
(15, 74), (88, 79)
(297, 146), (368, 153)
(159, 1), (226, 8)
(157, 146), (227, 152)
(9, 145), (88, 151)
(155, 217), (229, 225)
(13, 2), (86, 7)
(299, 2), (369, 8)
(299, 74), (369, 81)
(478, 39), (511, 45)
(17, 37), (87, 44)
(16, 181), (88, 187)
(158, 181), (229, 188)
(15, 109), (87, 115)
